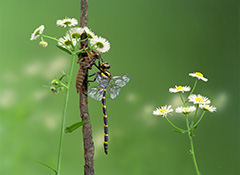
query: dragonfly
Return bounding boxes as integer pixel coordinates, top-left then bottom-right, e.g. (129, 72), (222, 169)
(88, 62), (130, 154)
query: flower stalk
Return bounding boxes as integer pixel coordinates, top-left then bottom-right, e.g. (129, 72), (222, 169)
(186, 115), (200, 175)
(56, 54), (76, 175)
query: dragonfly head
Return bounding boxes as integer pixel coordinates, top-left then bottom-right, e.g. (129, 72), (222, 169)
(100, 62), (110, 71)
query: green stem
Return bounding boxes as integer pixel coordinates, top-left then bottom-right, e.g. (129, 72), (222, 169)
(190, 79), (198, 96)
(185, 79), (198, 103)
(56, 54), (76, 175)
(179, 92), (185, 106)
(193, 111), (206, 128)
(165, 116), (188, 133)
(41, 34), (73, 54)
(74, 48), (86, 55)
(185, 115), (200, 175)
(192, 105), (199, 126)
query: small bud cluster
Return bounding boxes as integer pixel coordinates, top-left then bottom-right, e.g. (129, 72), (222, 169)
(49, 74), (67, 94)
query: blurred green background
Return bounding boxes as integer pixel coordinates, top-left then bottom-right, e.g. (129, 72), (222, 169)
(0, 0), (239, 174)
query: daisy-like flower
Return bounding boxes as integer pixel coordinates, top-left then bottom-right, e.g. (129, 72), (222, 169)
(90, 35), (110, 53)
(175, 106), (196, 114)
(56, 17), (78, 28)
(188, 94), (211, 105)
(153, 105), (173, 117)
(83, 27), (95, 39)
(30, 25), (45, 41)
(169, 85), (191, 93)
(189, 72), (208, 82)
(199, 104), (216, 112)
(69, 27), (84, 39)
(58, 34), (76, 49)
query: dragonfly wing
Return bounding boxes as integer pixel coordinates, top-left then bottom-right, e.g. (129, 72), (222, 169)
(110, 73), (130, 87)
(96, 73), (109, 88)
(88, 86), (104, 101)
(106, 84), (121, 99)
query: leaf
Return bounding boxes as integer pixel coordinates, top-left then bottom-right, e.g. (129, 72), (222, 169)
(35, 160), (57, 174)
(56, 45), (72, 55)
(174, 130), (186, 134)
(65, 121), (89, 133)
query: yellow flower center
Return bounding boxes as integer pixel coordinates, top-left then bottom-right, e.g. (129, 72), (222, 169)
(176, 86), (183, 90)
(195, 72), (203, 77)
(195, 97), (203, 103)
(160, 109), (168, 114)
(183, 108), (190, 113)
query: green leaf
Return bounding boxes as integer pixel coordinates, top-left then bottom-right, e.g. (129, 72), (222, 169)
(174, 130), (186, 134)
(35, 160), (57, 174)
(56, 45), (72, 55)
(65, 121), (89, 133)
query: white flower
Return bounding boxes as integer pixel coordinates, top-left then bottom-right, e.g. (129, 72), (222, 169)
(199, 104), (216, 112)
(83, 27), (95, 38)
(189, 72), (208, 82)
(58, 34), (76, 49)
(56, 17), (78, 28)
(30, 25), (45, 40)
(153, 105), (173, 117)
(169, 85), (191, 93)
(175, 106), (196, 114)
(69, 27), (84, 39)
(188, 94), (211, 105)
(90, 35), (110, 53)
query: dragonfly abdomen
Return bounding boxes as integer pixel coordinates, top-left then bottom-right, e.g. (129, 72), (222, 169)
(102, 89), (108, 154)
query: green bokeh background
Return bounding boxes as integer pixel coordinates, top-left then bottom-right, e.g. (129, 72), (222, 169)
(0, 0), (239, 174)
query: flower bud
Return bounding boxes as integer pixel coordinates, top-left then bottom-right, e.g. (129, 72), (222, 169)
(39, 41), (48, 48)
(50, 87), (57, 93)
(51, 79), (59, 85)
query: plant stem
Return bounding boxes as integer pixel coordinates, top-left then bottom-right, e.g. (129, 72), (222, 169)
(179, 92), (185, 106)
(56, 54), (76, 175)
(42, 34), (73, 54)
(185, 79), (198, 103)
(193, 111), (206, 128)
(185, 115), (200, 175)
(165, 116), (188, 133)
(192, 105), (199, 126)
(190, 79), (198, 96)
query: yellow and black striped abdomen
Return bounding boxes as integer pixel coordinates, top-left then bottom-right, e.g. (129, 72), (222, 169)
(102, 89), (108, 154)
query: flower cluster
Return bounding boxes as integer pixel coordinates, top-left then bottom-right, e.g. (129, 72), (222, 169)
(153, 72), (216, 118)
(30, 17), (110, 53)
(49, 74), (68, 94)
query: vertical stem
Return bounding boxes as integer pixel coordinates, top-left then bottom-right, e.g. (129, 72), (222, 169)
(80, 0), (95, 175)
(185, 115), (200, 175)
(189, 79), (198, 96)
(192, 105), (199, 126)
(57, 55), (76, 175)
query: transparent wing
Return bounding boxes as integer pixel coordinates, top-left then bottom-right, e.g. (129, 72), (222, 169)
(110, 74), (130, 87)
(96, 73), (109, 88)
(88, 86), (104, 101)
(106, 84), (121, 99)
